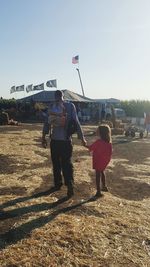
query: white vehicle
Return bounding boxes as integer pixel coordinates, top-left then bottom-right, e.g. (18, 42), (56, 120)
(105, 107), (126, 120)
(114, 108), (126, 119)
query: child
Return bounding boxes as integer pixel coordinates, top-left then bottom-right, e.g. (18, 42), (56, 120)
(85, 124), (112, 198)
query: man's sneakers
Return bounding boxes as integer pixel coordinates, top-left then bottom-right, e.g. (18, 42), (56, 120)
(95, 191), (103, 198)
(50, 183), (74, 198)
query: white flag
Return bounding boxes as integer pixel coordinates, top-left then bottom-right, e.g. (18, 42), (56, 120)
(26, 84), (33, 93)
(46, 79), (57, 88)
(16, 85), (25, 92)
(10, 86), (16, 94)
(33, 83), (44, 91)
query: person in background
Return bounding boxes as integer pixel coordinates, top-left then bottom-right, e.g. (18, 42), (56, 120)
(105, 104), (112, 121)
(42, 90), (87, 198)
(145, 112), (150, 137)
(84, 124), (112, 198)
(77, 108), (82, 122)
(94, 109), (99, 124)
(101, 104), (106, 122)
(41, 108), (49, 147)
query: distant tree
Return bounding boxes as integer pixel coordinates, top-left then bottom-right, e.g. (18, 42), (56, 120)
(120, 100), (150, 117)
(0, 98), (17, 110)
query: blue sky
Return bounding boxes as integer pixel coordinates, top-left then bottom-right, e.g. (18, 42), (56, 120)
(1, 0), (150, 100)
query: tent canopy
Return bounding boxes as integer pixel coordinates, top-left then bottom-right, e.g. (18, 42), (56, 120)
(18, 89), (93, 103)
(17, 89), (120, 105)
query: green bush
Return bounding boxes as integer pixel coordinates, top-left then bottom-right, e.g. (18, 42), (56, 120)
(120, 100), (150, 117)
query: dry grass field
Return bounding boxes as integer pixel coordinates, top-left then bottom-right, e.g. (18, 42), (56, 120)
(0, 123), (150, 267)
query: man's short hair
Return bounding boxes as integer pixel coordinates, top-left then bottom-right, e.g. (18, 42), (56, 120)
(54, 90), (64, 100)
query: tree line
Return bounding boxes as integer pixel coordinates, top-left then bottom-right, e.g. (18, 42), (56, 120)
(0, 98), (150, 118)
(120, 100), (150, 117)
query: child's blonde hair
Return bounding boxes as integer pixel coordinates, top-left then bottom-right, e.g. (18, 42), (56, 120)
(97, 124), (112, 143)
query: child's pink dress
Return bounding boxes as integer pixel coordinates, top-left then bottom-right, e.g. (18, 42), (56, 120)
(89, 139), (112, 171)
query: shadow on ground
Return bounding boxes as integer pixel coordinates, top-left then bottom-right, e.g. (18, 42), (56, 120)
(0, 195), (102, 250)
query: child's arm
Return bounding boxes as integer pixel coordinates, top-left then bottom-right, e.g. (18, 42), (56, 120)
(83, 138), (98, 151)
(85, 140), (97, 151)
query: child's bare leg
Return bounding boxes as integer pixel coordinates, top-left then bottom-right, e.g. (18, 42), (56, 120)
(96, 170), (100, 192)
(101, 171), (108, 191)
(101, 171), (106, 187)
(95, 171), (102, 197)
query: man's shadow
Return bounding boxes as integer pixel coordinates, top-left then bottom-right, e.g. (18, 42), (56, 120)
(0, 195), (69, 220)
(0, 187), (59, 210)
(0, 196), (97, 250)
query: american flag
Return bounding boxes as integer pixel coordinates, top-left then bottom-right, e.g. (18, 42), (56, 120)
(72, 55), (79, 64)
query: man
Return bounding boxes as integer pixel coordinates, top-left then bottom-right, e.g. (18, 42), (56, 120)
(42, 90), (86, 198)
(145, 112), (150, 137)
(100, 104), (106, 122)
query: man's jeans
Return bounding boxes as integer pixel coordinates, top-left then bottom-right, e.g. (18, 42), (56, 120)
(50, 139), (73, 187)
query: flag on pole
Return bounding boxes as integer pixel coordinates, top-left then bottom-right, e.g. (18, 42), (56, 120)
(15, 85), (25, 92)
(72, 55), (79, 64)
(46, 79), (57, 88)
(33, 83), (44, 91)
(10, 86), (16, 94)
(26, 84), (33, 93)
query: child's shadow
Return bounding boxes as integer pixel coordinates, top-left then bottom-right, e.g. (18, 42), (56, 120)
(88, 168), (150, 201)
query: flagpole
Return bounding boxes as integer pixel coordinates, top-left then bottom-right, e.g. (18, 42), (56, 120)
(76, 68), (85, 97)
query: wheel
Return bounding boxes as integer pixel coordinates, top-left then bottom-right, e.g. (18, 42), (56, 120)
(139, 131), (143, 138)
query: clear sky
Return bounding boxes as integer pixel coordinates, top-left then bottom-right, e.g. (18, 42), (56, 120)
(1, 0), (150, 100)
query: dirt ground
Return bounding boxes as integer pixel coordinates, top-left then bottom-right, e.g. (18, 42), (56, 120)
(0, 123), (150, 267)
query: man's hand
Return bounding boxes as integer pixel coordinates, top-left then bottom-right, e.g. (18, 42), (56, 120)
(82, 138), (87, 147)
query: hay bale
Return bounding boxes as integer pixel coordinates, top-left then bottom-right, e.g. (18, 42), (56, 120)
(0, 111), (9, 125)
(115, 120), (122, 128)
(122, 118), (131, 123)
(100, 120), (113, 128)
(119, 123), (125, 129)
(112, 128), (124, 135)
